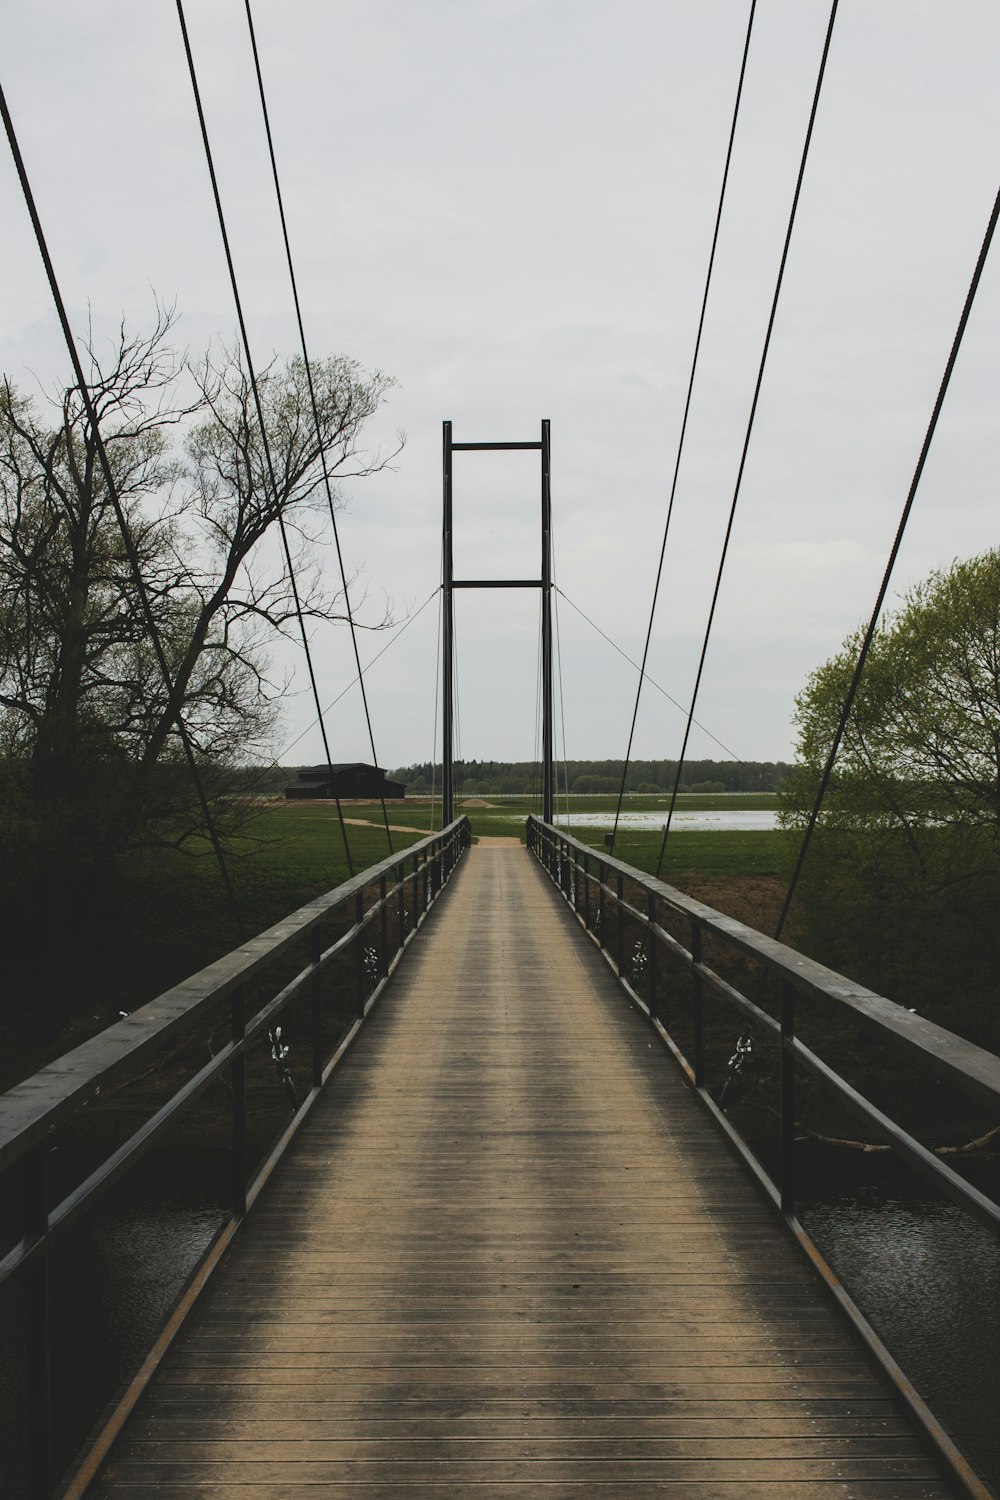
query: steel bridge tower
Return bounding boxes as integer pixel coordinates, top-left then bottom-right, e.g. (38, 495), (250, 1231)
(441, 420), (552, 824)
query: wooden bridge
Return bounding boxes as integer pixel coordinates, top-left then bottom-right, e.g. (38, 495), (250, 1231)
(2, 823), (998, 1498)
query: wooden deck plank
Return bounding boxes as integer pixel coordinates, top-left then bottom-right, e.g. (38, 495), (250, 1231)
(91, 845), (962, 1497)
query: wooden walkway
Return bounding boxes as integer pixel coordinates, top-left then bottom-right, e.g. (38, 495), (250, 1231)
(93, 844), (958, 1498)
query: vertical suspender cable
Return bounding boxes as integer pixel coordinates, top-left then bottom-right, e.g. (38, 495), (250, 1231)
(430, 583), (443, 831)
(243, 0), (394, 855)
(610, 0), (757, 852)
(0, 77), (246, 942)
(175, 0), (355, 874)
(656, 0), (840, 881)
(774, 181), (1000, 943)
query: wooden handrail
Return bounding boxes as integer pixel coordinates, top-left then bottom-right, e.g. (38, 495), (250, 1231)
(527, 816), (1000, 1115)
(0, 818), (470, 1173)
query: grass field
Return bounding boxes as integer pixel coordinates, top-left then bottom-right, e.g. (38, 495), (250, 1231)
(2, 793), (791, 1093)
(108, 795), (789, 1001)
(319, 793), (788, 883)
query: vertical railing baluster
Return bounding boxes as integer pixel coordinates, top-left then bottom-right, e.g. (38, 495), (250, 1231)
(231, 986), (247, 1219)
(379, 874), (389, 978)
(583, 852), (590, 930)
(398, 862), (406, 952)
(310, 932), (323, 1090)
(692, 921), (705, 1088)
(24, 1141), (51, 1500)
(597, 863), (605, 950)
(647, 890), (658, 1021)
(780, 979), (796, 1215)
(355, 890), (366, 1019)
(616, 873), (624, 974)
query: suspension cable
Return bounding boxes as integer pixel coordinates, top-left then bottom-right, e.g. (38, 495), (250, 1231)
(555, 585), (764, 777)
(243, 0), (393, 857)
(176, 0), (354, 875)
(531, 590), (544, 814)
(774, 179), (1000, 944)
(451, 592), (464, 821)
(430, 582), (443, 831)
(0, 76), (246, 940)
(611, 0), (758, 853)
(551, 519), (572, 829)
(263, 585), (438, 773)
(656, 0), (840, 881)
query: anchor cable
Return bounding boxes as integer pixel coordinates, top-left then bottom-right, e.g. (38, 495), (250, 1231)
(272, 586), (439, 768)
(611, 0), (758, 852)
(176, 0), (355, 875)
(555, 585), (764, 777)
(656, 0), (840, 881)
(243, 0), (394, 856)
(552, 543), (572, 831)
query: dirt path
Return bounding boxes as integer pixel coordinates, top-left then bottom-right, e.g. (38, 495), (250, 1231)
(343, 816), (429, 834)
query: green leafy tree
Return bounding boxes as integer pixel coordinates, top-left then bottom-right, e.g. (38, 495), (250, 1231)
(779, 549), (1000, 1046)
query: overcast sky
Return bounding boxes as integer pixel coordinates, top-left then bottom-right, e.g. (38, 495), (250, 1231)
(2, 1), (998, 770)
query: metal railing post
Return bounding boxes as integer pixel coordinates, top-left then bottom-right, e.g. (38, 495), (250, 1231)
(583, 852), (590, 930)
(692, 921), (705, 1088)
(310, 934), (323, 1090)
(647, 890), (658, 1020)
(398, 861), (406, 950)
(354, 891), (366, 1019)
(616, 873), (625, 973)
(231, 986), (248, 1218)
(780, 979), (796, 1215)
(24, 1141), (51, 1500)
(597, 863), (606, 950)
(379, 874), (389, 978)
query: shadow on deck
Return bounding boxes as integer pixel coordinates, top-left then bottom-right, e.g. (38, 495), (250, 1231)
(88, 845), (961, 1498)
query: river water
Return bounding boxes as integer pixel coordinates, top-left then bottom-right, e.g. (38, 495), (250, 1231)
(2, 1176), (996, 1496)
(799, 1190), (1000, 1487)
(553, 809), (778, 831)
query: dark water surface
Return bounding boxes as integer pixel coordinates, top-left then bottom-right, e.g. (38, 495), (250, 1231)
(800, 1191), (1000, 1491)
(2, 1170), (998, 1496)
(0, 1163), (226, 1498)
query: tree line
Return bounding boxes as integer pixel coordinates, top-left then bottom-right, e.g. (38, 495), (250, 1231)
(388, 758), (792, 796)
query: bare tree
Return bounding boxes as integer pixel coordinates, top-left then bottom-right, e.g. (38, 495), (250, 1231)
(0, 305), (399, 843)
(0, 304), (399, 1031)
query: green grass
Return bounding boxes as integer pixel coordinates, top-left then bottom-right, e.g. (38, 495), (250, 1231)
(570, 827), (791, 881)
(88, 796), (786, 1023)
(407, 794), (788, 882)
(103, 806), (425, 1017)
(2, 794), (788, 1090)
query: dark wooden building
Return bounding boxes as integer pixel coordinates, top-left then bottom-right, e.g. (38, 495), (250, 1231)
(283, 764), (406, 800)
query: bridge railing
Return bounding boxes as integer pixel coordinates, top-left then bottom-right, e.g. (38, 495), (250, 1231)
(527, 814), (1000, 1490)
(0, 814), (470, 1500)
(527, 816), (1000, 1225)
